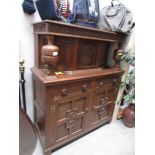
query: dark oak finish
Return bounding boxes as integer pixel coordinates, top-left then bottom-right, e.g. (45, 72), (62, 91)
(32, 21), (126, 155)
(33, 20), (126, 68)
(32, 68), (122, 155)
(33, 20), (126, 42)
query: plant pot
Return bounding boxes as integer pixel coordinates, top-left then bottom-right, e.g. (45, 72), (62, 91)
(122, 103), (135, 128)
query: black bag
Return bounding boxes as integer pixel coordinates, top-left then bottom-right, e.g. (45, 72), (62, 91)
(35, 0), (71, 21)
(35, 0), (61, 20)
(71, 0), (100, 28)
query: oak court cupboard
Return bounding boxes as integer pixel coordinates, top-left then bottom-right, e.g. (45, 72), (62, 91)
(32, 20), (126, 155)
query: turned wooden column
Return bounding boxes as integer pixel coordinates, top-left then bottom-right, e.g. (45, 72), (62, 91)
(111, 41), (124, 68)
(42, 35), (59, 75)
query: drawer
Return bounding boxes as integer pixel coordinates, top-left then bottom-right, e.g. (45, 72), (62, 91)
(54, 80), (91, 98)
(96, 76), (121, 89)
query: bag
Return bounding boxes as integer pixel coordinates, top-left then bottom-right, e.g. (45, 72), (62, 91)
(35, 0), (70, 21)
(71, 0), (100, 28)
(22, 0), (36, 15)
(98, 0), (135, 34)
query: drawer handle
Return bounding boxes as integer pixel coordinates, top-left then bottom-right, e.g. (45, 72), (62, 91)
(98, 108), (106, 116)
(101, 97), (109, 104)
(85, 107), (88, 112)
(82, 84), (88, 92)
(100, 81), (104, 86)
(61, 88), (67, 96)
(113, 79), (117, 85)
(105, 97), (109, 100)
(101, 97), (108, 101)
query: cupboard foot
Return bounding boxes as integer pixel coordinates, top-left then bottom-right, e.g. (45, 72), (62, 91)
(107, 119), (112, 124)
(44, 150), (52, 155)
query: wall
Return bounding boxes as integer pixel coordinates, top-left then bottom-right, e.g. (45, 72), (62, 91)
(19, 0), (135, 121)
(19, 1), (41, 120)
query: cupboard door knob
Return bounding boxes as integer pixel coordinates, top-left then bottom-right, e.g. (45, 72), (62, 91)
(82, 84), (88, 92)
(62, 88), (67, 96)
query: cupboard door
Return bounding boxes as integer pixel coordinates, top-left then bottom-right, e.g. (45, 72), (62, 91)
(48, 92), (90, 146)
(90, 77), (120, 126)
(90, 85), (114, 125)
(77, 40), (97, 69)
(54, 37), (78, 70)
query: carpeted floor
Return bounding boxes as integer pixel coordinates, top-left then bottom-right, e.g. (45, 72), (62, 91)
(33, 120), (135, 155)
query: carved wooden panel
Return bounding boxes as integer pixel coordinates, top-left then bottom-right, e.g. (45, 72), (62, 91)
(78, 40), (97, 69)
(32, 71), (122, 153)
(36, 35), (110, 71)
(54, 37), (109, 70)
(33, 21), (126, 43)
(54, 37), (78, 70)
(91, 84), (115, 125)
(53, 94), (89, 142)
(33, 23), (47, 33)
(96, 42), (109, 68)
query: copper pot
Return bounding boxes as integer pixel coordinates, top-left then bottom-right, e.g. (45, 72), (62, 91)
(122, 103), (135, 128)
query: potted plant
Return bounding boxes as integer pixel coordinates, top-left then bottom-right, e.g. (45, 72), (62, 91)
(121, 49), (135, 128)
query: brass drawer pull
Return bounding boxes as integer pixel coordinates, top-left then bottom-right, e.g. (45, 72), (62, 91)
(98, 108), (106, 116)
(100, 81), (104, 86)
(82, 84), (88, 92)
(84, 107), (88, 112)
(105, 97), (109, 100)
(101, 97), (108, 101)
(61, 88), (67, 96)
(113, 79), (117, 85)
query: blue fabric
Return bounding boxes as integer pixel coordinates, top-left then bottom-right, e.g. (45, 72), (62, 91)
(22, 0), (36, 15)
(71, 0), (100, 28)
(73, 20), (98, 28)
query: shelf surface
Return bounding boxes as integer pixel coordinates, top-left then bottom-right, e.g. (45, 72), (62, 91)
(32, 67), (123, 85)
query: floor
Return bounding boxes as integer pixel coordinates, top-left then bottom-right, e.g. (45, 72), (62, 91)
(33, 120), (135, 155)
